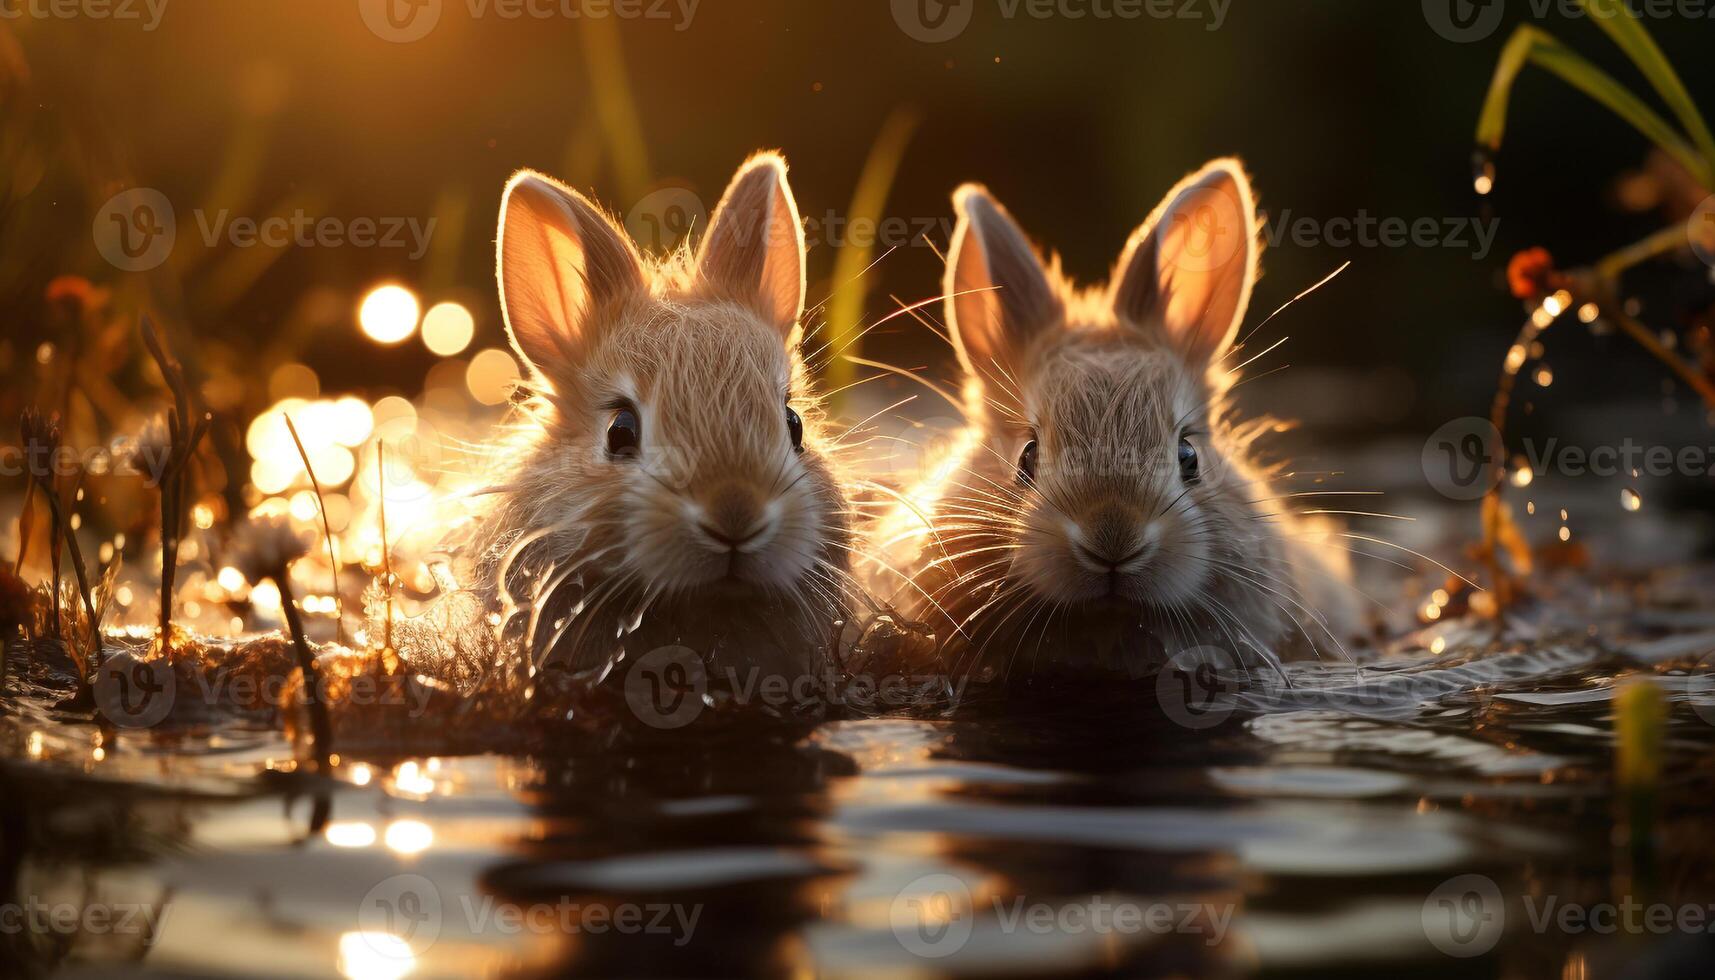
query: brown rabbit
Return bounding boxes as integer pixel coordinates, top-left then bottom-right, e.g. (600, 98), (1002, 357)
(872, 159), (1356, 681)
(465, 154), (857, 680)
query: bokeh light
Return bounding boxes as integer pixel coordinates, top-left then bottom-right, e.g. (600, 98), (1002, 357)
(465, 348), (520, 406)
(359, 285), (421, 345)
(422, 301), (476, 356)
(337, 932), (415, 980)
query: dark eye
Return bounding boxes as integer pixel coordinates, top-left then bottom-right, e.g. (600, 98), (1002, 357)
(1017, 438), (1039, 486)
(785, 403), (804, 453)
(606, 406), (641, 459)
(1178, 436), (1200, 485)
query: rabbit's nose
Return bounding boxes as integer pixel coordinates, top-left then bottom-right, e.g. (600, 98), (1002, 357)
(1074, 506), (1152, 570)
(695, 484), (768, 551)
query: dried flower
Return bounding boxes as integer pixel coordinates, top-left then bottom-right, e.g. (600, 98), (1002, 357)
(231, 517), (312, 584)
(1506, 247), (1573, 302)
(127, 413), (174, 487)
(17, 408), (61, 492)
(44, 275), (110, 326)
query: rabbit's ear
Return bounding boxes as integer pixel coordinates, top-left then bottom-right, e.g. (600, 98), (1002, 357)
(695, 152), (806, 336)
(496, 170), (645, 381)
(945, 185), (1063, 383)
(1110, 159), (1258, 366)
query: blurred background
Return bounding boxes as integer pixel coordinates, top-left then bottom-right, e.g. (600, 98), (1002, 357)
(3, 0), (1714, 621)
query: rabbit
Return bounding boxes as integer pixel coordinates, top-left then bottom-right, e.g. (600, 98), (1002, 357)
(462, 153), (858, 683)
(871, 159), (1358, 682)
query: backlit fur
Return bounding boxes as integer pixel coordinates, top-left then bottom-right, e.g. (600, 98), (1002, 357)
(881, 161), (1354, 679)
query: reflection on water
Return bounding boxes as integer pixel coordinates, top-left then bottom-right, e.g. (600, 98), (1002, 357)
(4, 570), (1715, 977)
(338, 931), (415, 980)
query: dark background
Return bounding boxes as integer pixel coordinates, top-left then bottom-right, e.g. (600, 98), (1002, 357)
(4, 0), (1714, 438)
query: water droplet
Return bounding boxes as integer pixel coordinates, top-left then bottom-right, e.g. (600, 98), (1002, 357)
(1621, 488), (1642, 512)
(1472, 148), (1496, 195)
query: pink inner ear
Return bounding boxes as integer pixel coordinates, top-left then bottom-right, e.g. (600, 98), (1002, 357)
(696, 156), (806, 334)
(498, 172), (646, 381)
(1149, 171), (1255, 364)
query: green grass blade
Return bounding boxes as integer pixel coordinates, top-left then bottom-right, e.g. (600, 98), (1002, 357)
(579, 16), (652, 206)
(822, 108), (920, 405)
(1578, 0), (1715, 182)
(1477, 26), (1712, 191)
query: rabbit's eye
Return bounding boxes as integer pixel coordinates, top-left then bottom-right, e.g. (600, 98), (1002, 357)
(785, 403), (804, 454)
(1177, 436), (1200, 485)
(606, 407), (641, 460)
(1017, 438), (1039, 486)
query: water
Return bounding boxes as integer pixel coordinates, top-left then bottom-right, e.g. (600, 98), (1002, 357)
(5, 475), (1715, 978)
(5, 604), (1715, 978)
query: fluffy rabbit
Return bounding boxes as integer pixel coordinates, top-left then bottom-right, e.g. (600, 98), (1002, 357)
(466, 153), (855, 679)
(874, 159), (1356, 680)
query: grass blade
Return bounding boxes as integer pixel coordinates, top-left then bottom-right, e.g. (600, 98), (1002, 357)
(1577, 0), (1715, 178)
(1477, 26), (1711, 190)
(823, 108), (921, 404)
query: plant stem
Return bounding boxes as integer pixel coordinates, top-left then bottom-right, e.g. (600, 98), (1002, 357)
(1594, 224), (1702, 281)
(1609, 307), (1715, 410)
(276, 574), (333, 771)
(284, 413), (347, 644)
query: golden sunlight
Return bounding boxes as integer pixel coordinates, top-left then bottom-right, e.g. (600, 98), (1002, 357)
(359, 285), (422, 345)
